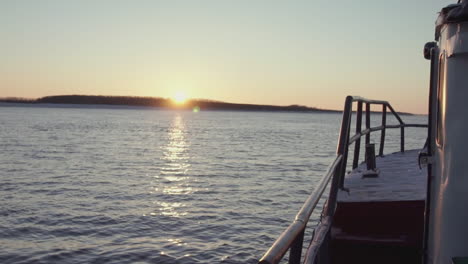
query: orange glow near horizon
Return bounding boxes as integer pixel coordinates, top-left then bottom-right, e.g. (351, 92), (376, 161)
(172, 92), (188, 105)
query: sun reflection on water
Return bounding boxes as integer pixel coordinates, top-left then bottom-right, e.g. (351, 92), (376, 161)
(153, 201), (187, 217)
(150, 114), (192, 217)
(167, 238), (187, 246)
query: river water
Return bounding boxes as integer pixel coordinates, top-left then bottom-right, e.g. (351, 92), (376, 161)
(0, 103), (427, 263)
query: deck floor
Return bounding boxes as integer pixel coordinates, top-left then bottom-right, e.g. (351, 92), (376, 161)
(337, 149), (427, 202)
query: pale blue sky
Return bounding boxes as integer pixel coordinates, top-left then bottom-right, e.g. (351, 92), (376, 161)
(1, 0), (453, 113)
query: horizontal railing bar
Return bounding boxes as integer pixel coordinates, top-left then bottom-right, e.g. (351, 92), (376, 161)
(348, 96), (390, 105)
(348, 124), (427, 145)
(370, 125), (385, 132)
(362, 128), (371, 136)
(348, 127), (383, 144)
(348, 134), (362, 145)
(348, 126), (394, 145)
(405, 124), (428, 128)
(258, 155), (343, 264)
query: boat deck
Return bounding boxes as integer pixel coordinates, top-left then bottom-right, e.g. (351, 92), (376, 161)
(338, 149), (427, 202)
(330, 149), (427, 264)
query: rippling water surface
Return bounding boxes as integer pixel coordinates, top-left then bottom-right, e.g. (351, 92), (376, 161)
(0, 104), (426, 263)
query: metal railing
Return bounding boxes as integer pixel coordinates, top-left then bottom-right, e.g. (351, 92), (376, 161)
(336, 96), (427, 189)
(258, 96), (427, 264)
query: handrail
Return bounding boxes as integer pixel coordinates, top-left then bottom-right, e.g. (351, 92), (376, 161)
(258, 155), (342, 264)
(258, 96), (428, 264)
(337, 96), (428, 188)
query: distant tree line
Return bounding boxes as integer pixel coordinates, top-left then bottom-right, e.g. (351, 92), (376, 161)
(0, 97), (36, 103)
(0, 94), (332, 113)
(0, 95), (416, 114)
(36, 95), (170, 107)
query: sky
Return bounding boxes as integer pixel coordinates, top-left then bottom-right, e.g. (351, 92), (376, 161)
(0, 0), (454, 114)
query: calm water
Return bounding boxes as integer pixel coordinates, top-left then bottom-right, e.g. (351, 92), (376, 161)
(0, 104), (427, 263)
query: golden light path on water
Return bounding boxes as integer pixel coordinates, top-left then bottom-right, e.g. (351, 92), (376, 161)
(152, 114), (192, 217)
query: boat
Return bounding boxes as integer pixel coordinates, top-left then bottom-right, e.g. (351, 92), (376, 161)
(258, 1), (468, 263)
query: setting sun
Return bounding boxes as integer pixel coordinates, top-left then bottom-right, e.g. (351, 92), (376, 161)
(172, 92), (188, 104)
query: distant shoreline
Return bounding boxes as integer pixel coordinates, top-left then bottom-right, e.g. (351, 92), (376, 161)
(0, 95), (341, 114)
(0, 95), (416, 115)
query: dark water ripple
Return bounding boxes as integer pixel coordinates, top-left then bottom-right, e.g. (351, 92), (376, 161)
(0, 105), (426, 263)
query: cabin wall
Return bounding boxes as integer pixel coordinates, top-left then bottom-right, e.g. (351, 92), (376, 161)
(428, 21), (468, 264)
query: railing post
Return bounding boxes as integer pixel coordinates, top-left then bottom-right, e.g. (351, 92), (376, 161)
(289, 228), (305, 264)
(337, 96), (353, 189)
(379, 105), (387, 156)
(365, 103), (371, 145)
(324, 156), (343, 218)
(365, 144), (377, 170)
(353, 102), (363, 169)
(400, 126), (405, 152)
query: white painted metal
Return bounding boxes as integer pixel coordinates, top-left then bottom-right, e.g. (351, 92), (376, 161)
(427, 21), (468, 264)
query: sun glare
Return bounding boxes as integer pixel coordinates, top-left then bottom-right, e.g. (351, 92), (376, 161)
(172, 92), (187, 104)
